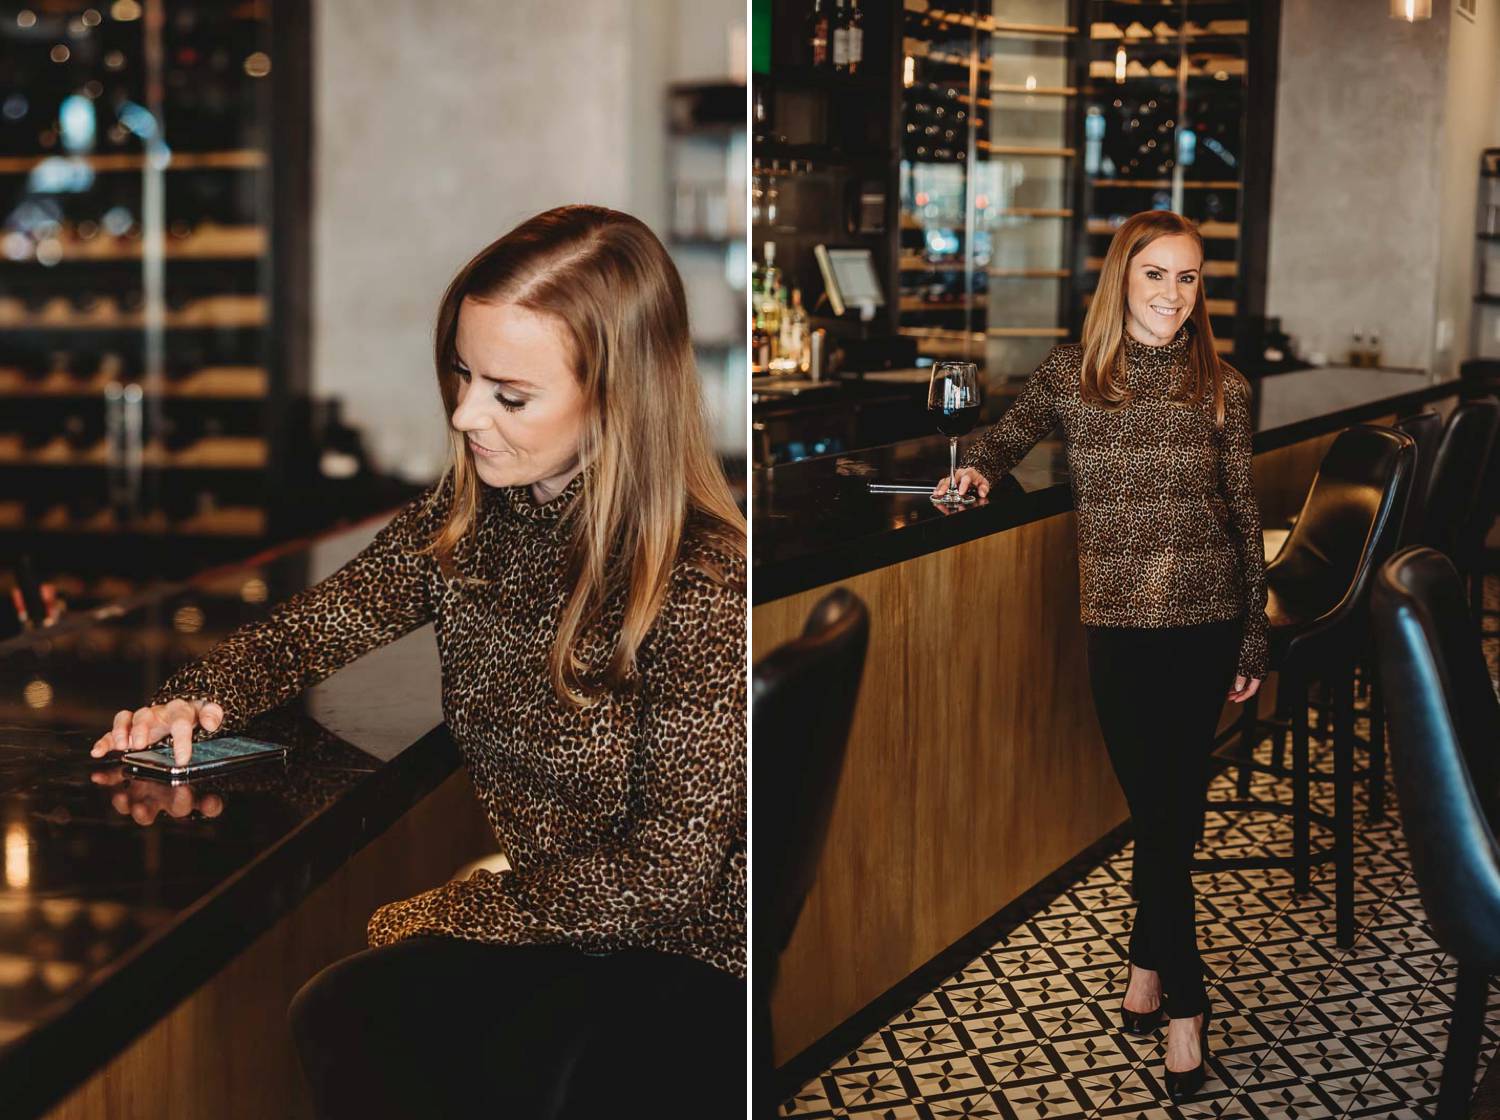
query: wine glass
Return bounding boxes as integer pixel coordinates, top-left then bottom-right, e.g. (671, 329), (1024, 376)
(928, 361), (982, 506)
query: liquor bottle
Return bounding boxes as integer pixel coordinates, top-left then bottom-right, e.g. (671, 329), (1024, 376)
(808, 0), (830, 69)
(832, 0), (850, 73)
(1349, 332), (1366, 368)
(848, 0), (865, 76)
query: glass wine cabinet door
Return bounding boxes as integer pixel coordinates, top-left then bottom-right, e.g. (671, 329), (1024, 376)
(0, 0), (305, 613)
(899, 0), (1259, 411)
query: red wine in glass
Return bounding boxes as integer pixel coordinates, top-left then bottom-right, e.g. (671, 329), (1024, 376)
(928, 361), (982, 505)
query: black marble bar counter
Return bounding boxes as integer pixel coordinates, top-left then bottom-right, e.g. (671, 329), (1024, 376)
(753, 365), (1463, 605)
(0, 507), (471, 1118)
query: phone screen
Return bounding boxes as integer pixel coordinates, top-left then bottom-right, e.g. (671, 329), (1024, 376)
(123, 735), (287, 777)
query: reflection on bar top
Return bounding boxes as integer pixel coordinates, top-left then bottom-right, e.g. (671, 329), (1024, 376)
(753, 366), (1460, 605)
(0, 503), (454, 1117)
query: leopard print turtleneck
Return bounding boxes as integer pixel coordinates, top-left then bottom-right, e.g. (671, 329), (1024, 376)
(150, 469), (747, 977)
(961, 321), (1269, 681)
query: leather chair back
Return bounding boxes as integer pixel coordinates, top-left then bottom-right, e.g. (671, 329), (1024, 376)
(1393, 410), (1443, 549)
(1268, 425), (1415, 662)
(1423, 398), (1499, 563)
(752, 588), (870, 979)
(1372, 546), (1500, 970)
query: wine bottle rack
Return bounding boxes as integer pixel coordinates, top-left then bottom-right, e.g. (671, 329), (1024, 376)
(897, 0), (1082, 395)
(0, 0), (312, 627)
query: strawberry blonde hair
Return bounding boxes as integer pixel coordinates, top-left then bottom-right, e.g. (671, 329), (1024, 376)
(1081, 209), (1240, 428)
(418, 205), (745, 706)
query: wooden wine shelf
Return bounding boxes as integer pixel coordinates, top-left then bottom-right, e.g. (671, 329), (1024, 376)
(978, 143), (1076, 158)
(1087, 218), (1239, 239)
(988, 327), (1069, 339)
(1090, 20), (1250, 41)
(1085, 255), (1237, 277)
(1091, 179), (1240, 189)
(994, 207), (1074, 219)
(980, 84), (1079, 100)
(990, 267), (1072, 279)
(0, 366), (269, 398)
(899, 326), (985, 343)
(899, 252), (963, 270)
(908, 3), (1078, 37)
(0, 294), (267, 330)
(0, 150), (267, 175)
(0, 501), (267, 537)
(1089, 57), (1248, 79)
(900, 296), (981, 313)
(0, 435), (268, 470)
(9, 224), (267, 262)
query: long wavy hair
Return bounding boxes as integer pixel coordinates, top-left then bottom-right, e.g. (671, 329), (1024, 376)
(418, 205), (745, 706)
(1081, 209), (1237, 428)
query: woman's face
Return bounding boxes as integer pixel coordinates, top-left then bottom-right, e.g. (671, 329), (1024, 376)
(1123, 233), (1201, 347)
(450, 297), (587, 500)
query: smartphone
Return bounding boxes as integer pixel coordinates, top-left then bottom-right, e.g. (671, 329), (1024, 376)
(121, 734), (288, 782)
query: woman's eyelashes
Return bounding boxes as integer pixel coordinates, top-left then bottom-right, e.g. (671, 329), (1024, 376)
(1144, 269), (1196, 285)
(455, 365), (527, 411)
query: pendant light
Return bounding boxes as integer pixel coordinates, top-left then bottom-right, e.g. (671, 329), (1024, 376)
(1389, 0), (1432, 21)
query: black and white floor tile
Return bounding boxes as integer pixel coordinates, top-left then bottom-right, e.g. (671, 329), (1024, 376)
(779, 574), (1500, 1120)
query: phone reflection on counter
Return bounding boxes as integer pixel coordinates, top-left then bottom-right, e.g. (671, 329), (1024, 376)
(89, 767), (225, 826)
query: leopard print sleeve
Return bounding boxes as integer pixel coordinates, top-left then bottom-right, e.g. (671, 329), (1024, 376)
(365, 544), (748, 973)
(959, 346), (1064, 486)
(148, 476), (451, 740)
(1218, 368), (1269, 680)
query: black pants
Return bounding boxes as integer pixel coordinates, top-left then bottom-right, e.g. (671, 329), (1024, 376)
(1084, 616), (1243, 1019)
(287, 936), (746, 1119)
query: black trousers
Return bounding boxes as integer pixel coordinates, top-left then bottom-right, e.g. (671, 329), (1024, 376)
(287, 936), (746, 1119)
(1084, 616), (1243, 1019)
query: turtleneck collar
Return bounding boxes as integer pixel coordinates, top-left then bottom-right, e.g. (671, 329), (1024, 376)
(1122, 317), (1193, 364)
(496, 465), (588, 524)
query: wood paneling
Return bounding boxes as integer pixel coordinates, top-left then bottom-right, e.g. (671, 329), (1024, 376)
(755, 425), (1373, 1064)
(43, 769), (496, 1120)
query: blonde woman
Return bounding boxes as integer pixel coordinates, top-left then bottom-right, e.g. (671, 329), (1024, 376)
(92, 206), (747, 1118)
(935, 210), (1268, 1103)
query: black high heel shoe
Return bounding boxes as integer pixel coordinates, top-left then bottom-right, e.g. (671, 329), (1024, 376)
(1119, 1001), (1165, 1035)
(1163, 1004), (1212, 1103)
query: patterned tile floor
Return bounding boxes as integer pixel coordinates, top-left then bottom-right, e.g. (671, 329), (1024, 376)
(778, 576), (1500, 1120)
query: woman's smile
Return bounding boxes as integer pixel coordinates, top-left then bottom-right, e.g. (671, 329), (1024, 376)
(467, 435), (507, 458)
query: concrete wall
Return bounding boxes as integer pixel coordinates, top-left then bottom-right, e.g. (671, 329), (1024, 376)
(310, 0), (744, 481)
(1434, 0), (1500, 367)
(1265, 0), (1451, 372)
(1266, 0), (1500, 373)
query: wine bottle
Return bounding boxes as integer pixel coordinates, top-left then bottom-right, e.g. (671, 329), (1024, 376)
(848, 0), (865, 76)
(833, 0), (849, 73)
(808, 0), (830, 69)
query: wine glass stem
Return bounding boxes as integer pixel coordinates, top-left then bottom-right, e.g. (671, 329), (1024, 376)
(948, 437), (959, 496)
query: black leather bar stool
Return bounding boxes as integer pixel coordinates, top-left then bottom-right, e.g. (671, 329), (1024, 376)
(1371, 546), (1500, 1120)
(752, 588), (869, 1108)
(1341, 408), (1446, 821)
(1208, 425), (1416, 947)
(1422, 397), (1499, 604)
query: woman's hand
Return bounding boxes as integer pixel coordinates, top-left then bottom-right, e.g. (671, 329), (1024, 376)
(91, 698), (225, 766)
(1228, 676), (1261, 704)
(933, 467), (991, 501)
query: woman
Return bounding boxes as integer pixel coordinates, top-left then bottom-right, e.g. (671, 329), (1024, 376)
(90, 205), (747, 1118)
(935, 209), (1268, 1103)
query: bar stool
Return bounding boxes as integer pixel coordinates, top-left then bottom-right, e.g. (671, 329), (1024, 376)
(1422, 397), (1499, 590)
(1343, 408), (1444, 820)
(1371, 546), (1500, 1120)
(1209, 425), (1416, 947)
(752, 588), (869, 1095)
(1280, 407), (1473, 823)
